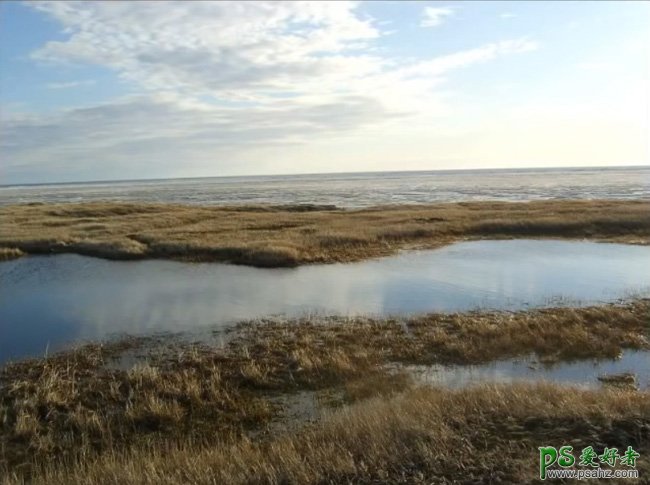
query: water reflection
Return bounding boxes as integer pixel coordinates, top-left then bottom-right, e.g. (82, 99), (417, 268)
(405, 350), (650, 390)
(1, 240), (650, 363)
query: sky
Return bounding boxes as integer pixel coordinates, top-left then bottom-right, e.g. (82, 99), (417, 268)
(0, 1), (648, 184)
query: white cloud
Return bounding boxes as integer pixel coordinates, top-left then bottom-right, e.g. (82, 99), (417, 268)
(420, 6), (454, 28)
(26, 1), (537, 112)
(2, 1), (545, 182)
(499, 12), (517, 20)
(31, 1), (380, 101)
(394, 39), (538, 79)
(22, 1), (539, 115)
(0, 93), (400, 182)
(45, 80), (96, 89)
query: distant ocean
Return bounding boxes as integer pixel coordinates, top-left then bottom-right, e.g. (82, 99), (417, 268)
(1, 166), (648, 207)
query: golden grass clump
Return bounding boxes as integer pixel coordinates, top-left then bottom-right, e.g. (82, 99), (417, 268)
(0, 247), (23, 261)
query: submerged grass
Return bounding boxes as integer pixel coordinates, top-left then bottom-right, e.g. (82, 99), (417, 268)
(1, 300), (649, 482)
(1, 199), (648, 266)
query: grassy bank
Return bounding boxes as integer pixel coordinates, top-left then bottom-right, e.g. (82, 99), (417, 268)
(1, 199), (648, 266)
(10, 384), (649, 485)
(1, 300), (648, 482)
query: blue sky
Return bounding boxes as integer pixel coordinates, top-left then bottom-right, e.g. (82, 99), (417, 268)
(1, 1), (648, 184)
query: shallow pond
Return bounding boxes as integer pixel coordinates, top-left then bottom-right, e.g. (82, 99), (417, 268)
(2, 239), (650, 363)
(403, 350), (650, 390)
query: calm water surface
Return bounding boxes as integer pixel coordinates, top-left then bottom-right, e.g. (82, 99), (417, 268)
(406, 350), (650, 390)
(1, 240), (650, 364)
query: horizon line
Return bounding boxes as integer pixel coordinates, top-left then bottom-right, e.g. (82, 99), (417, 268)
(1, 163), (647, 189)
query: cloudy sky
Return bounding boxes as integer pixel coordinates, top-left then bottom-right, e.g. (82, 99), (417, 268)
(1, 1), (648, 184)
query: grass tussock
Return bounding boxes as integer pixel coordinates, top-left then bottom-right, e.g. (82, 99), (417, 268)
(6, 384), (649, 484)
(0, 247), (23, 261)
(1, 199), (648, 266)
(1, 300), (649, 482)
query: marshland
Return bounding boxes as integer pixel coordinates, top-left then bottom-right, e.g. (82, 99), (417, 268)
(1, 199), (650, 483)
(1, 199), (649, 265)
(1, 299), (649, 483)
(3, 0), (650, 482)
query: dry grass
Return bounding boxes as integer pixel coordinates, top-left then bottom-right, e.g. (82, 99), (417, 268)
(236, 299), (650, 367)
(5, 384), (649, 484)
(0, 341), (276, 479)
(0, 247), (23, 261)
(598, 373), (639, 391)
(1, 300), (648, 482)
(1, 199), (648, 266)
